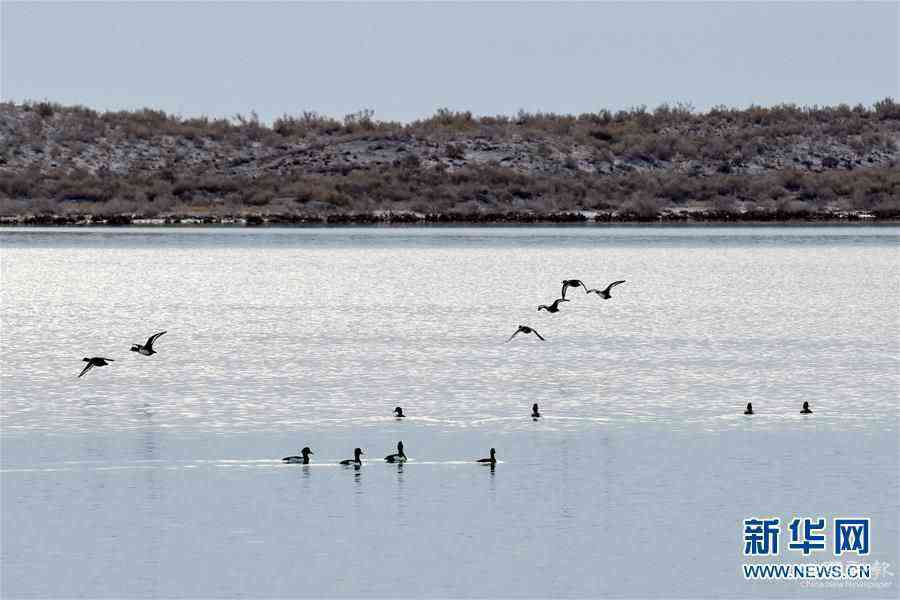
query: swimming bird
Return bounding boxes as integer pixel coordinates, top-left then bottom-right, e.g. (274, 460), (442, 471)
(130, 331), (167, 356)
(393, 406), (405, 418)
(477, 448), (497, 465)
(532, 403), (541, 419)
(78, 357), (114, 378)
(506, 325), (545, 342)
(744, 402), (753, 415)
(560, 279), (588, 299)
(586, 280), (626, 299)
(801, 401), (812, 414)
(385, 441), (407, 463)
(537, 298), (569, 313)
(340, 448), (364, 466)
(283, 447), (313, 464)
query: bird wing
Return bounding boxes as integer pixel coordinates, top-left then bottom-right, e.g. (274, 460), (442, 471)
(78, 363), (94, 378)
(146, 331), (167, 347)
(532, 329), (546, 341)
(506, 330), (520, 342)
(537, 305), (547, 311)
(604, 280), (626, 293)
(560, 283), (568, 298)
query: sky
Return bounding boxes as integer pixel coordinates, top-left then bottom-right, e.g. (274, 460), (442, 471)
(1, 1), (898, 123)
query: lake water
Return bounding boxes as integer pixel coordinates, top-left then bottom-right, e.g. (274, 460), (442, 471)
(1, 226), (898, 598)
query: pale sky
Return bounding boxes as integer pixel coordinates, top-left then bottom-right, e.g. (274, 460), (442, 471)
(2, 1), (898, 123)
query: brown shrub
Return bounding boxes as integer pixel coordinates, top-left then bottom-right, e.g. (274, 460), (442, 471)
(874, 97), (900, 121)
(445, 144), (466, 160)
(619, 193), (663, 218)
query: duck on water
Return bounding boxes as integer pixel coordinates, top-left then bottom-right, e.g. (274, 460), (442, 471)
(477, 448), (497, 465)
(283, 447), (313, 464)
(340, 448), (364, 466)
(385, 441), (407, 463)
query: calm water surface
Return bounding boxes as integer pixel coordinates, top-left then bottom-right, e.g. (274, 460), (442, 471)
(1, 226), (898, 598)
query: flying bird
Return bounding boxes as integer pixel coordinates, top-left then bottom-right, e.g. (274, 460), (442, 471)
(586, 281), (626, 299)
(560, 279), (588, 299)
(78, 357), (114, 378)
(507, 325), (545, 342)
(537, 298), (569, 313)
(131, 331), (167, 356)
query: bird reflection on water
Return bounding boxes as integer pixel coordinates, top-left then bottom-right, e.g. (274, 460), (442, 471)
(301, 464), (312, 486)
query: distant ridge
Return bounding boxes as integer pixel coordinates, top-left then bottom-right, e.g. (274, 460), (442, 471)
(1, 100), (898, 222)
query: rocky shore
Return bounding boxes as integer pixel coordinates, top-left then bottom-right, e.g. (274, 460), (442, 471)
(1, 208), (884, 227)
(1, 100), (898, 222)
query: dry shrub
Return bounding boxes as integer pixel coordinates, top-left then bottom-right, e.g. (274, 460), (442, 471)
(445, 144), (466, 160)
(712, 195), (740, 213)
(1, 99), (898, 220)
(0, 198), (27, 214)
(244, 190), (273, 206)
(619, 193), (662, 218)
(874, 98), (900, 121)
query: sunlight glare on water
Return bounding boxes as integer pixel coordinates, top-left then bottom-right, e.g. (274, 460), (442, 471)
(1, 226), (897, 598)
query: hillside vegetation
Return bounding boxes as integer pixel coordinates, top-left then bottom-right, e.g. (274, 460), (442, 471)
(1, 100), (899, 223)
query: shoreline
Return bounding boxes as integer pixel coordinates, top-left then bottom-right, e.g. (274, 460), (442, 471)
(3, 102), (898, 230)
(1, 210), (896, 227)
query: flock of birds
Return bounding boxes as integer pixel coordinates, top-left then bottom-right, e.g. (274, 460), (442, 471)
(280, 277), (627, 468)
(77, 276), (815, 468)
(507, 278), (625, 342)
(78, 331), (166, 377)
(745, 400), (813, 415)
(280, 403), (542, 467)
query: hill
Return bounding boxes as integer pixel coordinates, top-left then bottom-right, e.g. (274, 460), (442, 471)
(1, 100), (899, 224)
